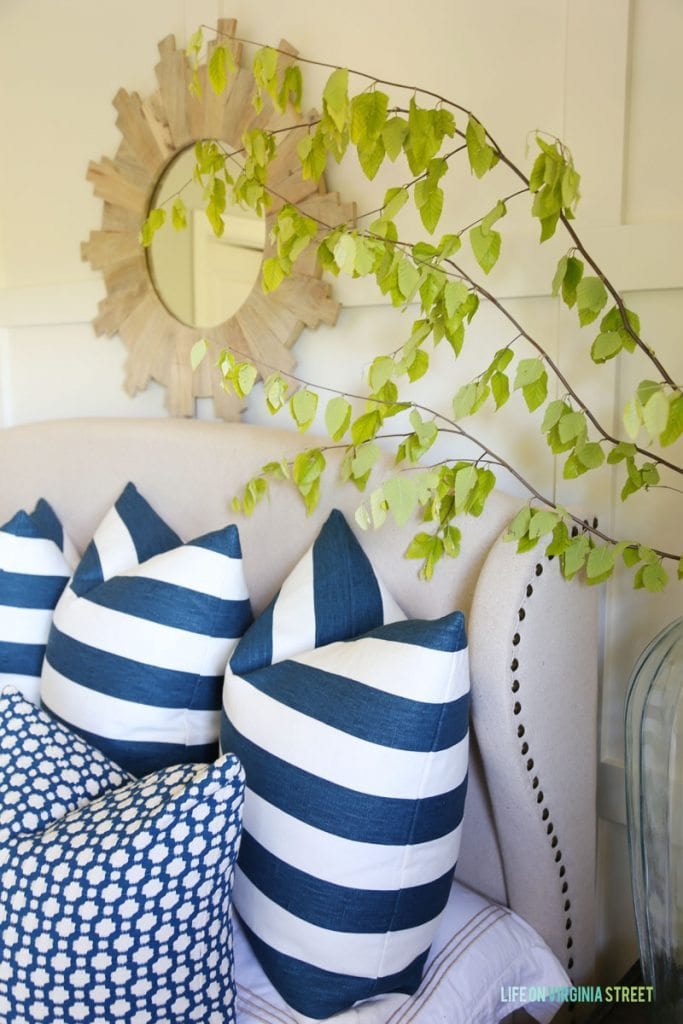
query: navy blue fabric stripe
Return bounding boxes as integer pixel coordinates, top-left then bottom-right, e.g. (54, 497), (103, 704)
(70, 541), (104, 596)
(190, 526), (243, 559)
(239, 831), (454, 932)
(362, 611), (467, 653)
(30, 499), (63, 550)
(0, 640), (45, 675)
(240, 662), (469, 751)
(220, 716), (467, 844)
(312, 510), (384, 647)
(82, 577), (252, 638)
(46, 625), (223, 710)
(41, 703), (217, 777)
(115, 482), (181, 564)
(239, 917), (427, 1019)
(0, 571), (68, 608)
(229, 595), (275, 675)
(1, 510), (38, 538)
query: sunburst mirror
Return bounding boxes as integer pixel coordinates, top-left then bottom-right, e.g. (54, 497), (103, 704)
(82, 18), (354, 419)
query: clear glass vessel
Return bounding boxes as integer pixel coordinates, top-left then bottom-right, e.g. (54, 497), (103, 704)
(625, 616), (683, 1021)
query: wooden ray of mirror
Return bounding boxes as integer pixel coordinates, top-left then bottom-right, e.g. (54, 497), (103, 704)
(81, 19), (355, 419)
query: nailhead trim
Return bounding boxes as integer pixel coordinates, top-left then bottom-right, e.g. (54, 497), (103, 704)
(510, 558), (575, 981)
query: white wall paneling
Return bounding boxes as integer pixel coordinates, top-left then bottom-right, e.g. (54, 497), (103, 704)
(1, 0), (682, 985)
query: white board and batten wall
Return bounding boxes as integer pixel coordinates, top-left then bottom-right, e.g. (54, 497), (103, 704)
(1, 0), (682, 984)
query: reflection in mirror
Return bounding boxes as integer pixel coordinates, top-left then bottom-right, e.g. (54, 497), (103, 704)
(147, 147), (265, 328)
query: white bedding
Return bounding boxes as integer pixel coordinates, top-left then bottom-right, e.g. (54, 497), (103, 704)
(234, 878), (570, 1024)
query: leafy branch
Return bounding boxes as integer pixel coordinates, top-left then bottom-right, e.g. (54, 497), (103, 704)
(147, 25), (682, 591)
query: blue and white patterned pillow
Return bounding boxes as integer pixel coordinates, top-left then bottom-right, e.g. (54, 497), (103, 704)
(229, 508), (405, 677)
(221, 612), (470, 1019)
(0, 686), (130, 845)
(0, 711), (245, 1024)
(0, 500), (78, 704)
(40, 482), (253, 777)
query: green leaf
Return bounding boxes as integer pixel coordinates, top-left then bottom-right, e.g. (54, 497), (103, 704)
(469, 224), (501, 274)
(586, 545), (615, 584)
(323, 68), (349, 132)
(382, 186), (409, 220)
(643, 389), (669, 440)
(551, 255), (568, 298)
(333, 234), (357, 276)
(358, 136), (385, 179)
(351, 442), (380, 481)
(522, 371), (548, 412)
(262, 257), (285, 293)
(563, 533), (590, 579)
(418, 186), (444, 234)
(623, 398), (642, 440)
(491, 371), (510, 409)
(454, 464), (478, 512)
(383, 476), (418, 526)
(558, 410), (587, 444)
(291, 388), (319, 432)
(453, 382), (477, 420)
(561, 256), (584, 307)
(292, 449), (325, 514)
(542, 399), (570, 434)
(546, 521), (571, 557)
(208, 46), (229, 95)
(234, 362), (257, 398)
(575, 442), (605, 469)
(642, 562), (668, 593)
(397, 257), (420, 299)
(661, 395), (683, 446)
(350, 90), (389, 143)
(190, 338), (208, 371)
(139, 207), (166, 247)
(264, 373), (288, 414)
(514, 358), (545, 389)
(465, 115), (498, 177)
(325, 395), (352, 440)
(351, 410), (382, 446)
(506, 506), (531, 540)
(607, 441), (637, 464)
(591, 331), (622, 363)
(382, 116), (409, 161)
(528, 509), (560, 539)
(622, 545), (640, 568)
(678, 556), (683, 581)
(369, 355), (395, 392)
(407, 349), (429, 382)
(576, 276), (608, 327)
(171, 197), (187, 231)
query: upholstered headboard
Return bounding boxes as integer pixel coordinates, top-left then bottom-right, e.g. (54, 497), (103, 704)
(0, 417), (598, 996)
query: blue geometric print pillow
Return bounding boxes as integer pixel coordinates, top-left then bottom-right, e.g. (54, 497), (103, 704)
(0, 499), (78, 705)
(229, 508), (405, 676)
(0, 687), (131, 845)
(221, 611), (470, 1019)
(40, 482), (253, 777)
(0, 734), (245, 1024)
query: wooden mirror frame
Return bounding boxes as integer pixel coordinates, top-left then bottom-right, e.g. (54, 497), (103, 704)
(82, 18), (354, 419)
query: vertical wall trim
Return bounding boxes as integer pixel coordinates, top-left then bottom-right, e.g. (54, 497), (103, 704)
(0, 329), (13, 427)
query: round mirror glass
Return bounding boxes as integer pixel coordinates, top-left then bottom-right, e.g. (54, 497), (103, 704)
(147, 146), (266, 328)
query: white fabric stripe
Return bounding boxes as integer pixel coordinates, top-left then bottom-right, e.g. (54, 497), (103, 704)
(53, 599), (238, 675)
(131, 545), (250, 601)
(235, 868), (440, 978)
(242, 788), (463, 890)
(292, 640), (469, 705)
(225, 675), (468, 799)
(41, 665), (220, 745)
(0, 606), (54, 643)
(0, 533), (71, 576)
(0, 675), (40, 705)
(270, 548), (316, 663)
(94, 505), (140, 582)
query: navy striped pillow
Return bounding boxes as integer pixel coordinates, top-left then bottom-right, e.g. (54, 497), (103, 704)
(221, 612), (470, 1018)
(40, 483), (252, 776)
(230, 509), (405, 677)
(0, 500), (78, 704)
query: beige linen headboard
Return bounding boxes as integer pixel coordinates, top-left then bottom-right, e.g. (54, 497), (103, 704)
(0, 417), (598, 997)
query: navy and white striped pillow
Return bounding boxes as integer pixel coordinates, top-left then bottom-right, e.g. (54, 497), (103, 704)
(221, 612), (470, 1019)
(40, 482), (252, 777)
(230, 508), (405, 677)
(0, 500), (78, 705)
